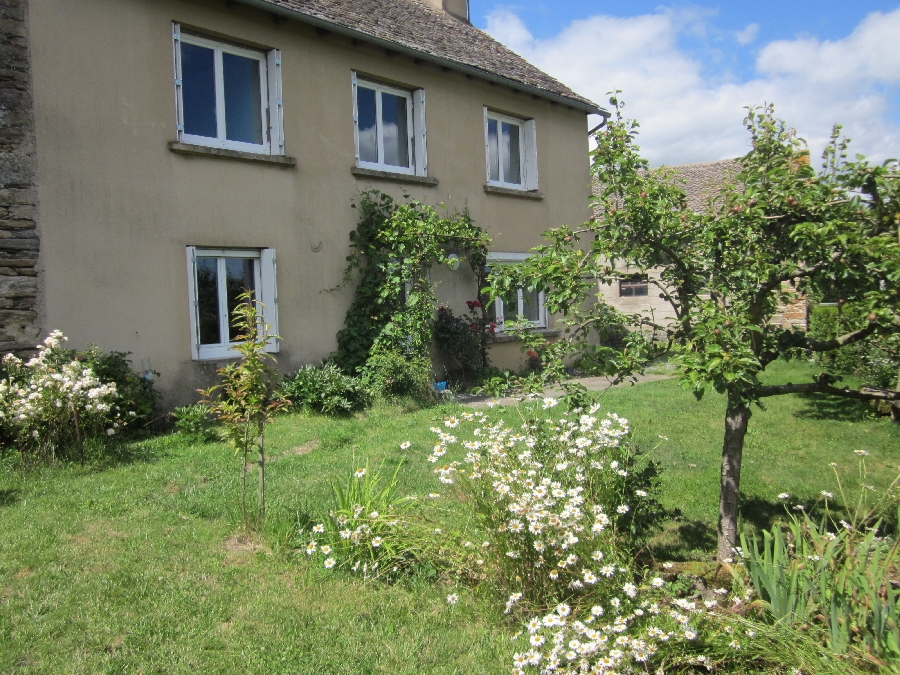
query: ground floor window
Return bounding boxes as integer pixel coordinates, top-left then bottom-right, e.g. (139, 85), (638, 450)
(619, 274), (649, 297)
(486, 252), (546, 330)
(186, 247), (278, 360)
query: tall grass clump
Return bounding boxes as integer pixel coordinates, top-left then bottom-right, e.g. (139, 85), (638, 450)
(737, 452), (900, 669)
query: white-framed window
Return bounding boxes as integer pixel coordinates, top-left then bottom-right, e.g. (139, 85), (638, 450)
(185, 247), (279, 360)
(352, 73), (427, 176)
(484, 108), (538, 190)
(486, 252), (546, 330)
(172, 23), (285, 155)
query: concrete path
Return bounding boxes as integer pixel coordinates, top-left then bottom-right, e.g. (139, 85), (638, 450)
(454, 372), (673, 408)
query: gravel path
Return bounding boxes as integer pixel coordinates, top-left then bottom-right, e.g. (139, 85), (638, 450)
(453, 372), (673, 408)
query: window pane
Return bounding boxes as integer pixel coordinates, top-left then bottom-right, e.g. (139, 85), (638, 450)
(182, 43), (218, 139)
(357, 86), (378, 163)
(503, 122), (521, 184)
(223, 52), (263, 145)
(196, 257), (221, 345)
(381, 92), (409, 168)
(225, 258), (256, 342)
(522, 287), (541, 322)
(502, 289), (518, 324)
(487, 118), (500, 182)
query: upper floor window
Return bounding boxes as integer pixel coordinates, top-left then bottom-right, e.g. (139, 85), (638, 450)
(352, 73), (427, 176)
(484, 109), (538, 190)
(185, 247), (279, 360)
(172, 23), (284, 155)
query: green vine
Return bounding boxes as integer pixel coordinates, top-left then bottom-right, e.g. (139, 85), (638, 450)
(334, 190), (490, 374)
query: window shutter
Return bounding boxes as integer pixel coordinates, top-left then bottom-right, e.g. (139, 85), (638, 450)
(259, 248), (279, 353)
(172, 22), (185, 142)
(413, 88), (427, 176)
(266, 49), (284, 155)
(351, 71), (360, 163)
(483, 106), (491, 182)
(185, 246), (200, 360)
(523, 118), (538, 190)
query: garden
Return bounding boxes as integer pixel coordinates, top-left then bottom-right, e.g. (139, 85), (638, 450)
(2, 100), (900, 673)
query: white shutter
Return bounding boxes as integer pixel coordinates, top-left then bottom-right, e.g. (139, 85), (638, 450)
(259, 248), (279, 353)
(413, 88), (427, 176)
(185, 246), (200, 360)
(267, 49), (284, 155)
(483, 106), (491, 182)
(172, 22), (185, 142)
(351, 71), (360, 164)
(523, 118), (538, 190)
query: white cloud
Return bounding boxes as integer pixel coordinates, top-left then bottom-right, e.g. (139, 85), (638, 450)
(483, 7), (900, 167)
(735, 23), (758, 46)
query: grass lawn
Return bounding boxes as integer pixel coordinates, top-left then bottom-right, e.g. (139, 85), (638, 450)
(1, 358), (897, 673)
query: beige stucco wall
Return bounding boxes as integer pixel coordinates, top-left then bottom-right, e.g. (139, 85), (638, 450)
(29, 0), (592, 405)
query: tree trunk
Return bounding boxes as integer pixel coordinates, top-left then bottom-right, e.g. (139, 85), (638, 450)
(717, 391), (751, 562)
(257, 427), (265, 524)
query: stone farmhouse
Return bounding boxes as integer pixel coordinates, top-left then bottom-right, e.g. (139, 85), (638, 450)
(597, 159), (808, 329)
(0, 0), (603, 404)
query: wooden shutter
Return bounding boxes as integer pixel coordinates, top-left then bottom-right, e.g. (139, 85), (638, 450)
(260, 248), (279, 353)
(185, 246), (200, 360)
(267, 49), (284, 155)
(413, 88), (427, 176)
(523, 118), (538, 190)
(483, 106), (491, 182)
(172, 22), (185, 143)
(351, 71), (360, 164)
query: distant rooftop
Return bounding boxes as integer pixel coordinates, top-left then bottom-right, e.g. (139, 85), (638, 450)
(664, 159), (740, 211)
(242, 0), (602, 113)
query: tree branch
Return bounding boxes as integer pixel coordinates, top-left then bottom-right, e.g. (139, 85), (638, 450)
(758, 381), (900, 401)
(799, 320), (878, 352)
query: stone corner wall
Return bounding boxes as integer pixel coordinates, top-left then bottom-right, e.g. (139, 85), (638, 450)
(771, 283), (808, 331)
(0, 0), (39, 355)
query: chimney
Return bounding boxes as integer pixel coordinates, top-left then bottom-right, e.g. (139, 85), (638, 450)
(422, 0), (470, 23)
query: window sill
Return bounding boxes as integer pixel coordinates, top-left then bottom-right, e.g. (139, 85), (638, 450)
(483, 184), (544, 199)
(492, 328), (560, 343)
(351, 166), (438, 186)
(169, 142), (297, 167)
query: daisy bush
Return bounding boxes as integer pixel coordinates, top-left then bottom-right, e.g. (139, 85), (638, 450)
(429, 401), (663, 606)
(0, 331), (121, 464)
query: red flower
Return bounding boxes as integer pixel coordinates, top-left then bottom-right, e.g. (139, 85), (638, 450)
(527, 350), (538, 358)
(466, 300), (483, 310)
(471, 323), (477, 331)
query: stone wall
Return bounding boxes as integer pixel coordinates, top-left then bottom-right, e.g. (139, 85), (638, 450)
(0, 0), (39, 354)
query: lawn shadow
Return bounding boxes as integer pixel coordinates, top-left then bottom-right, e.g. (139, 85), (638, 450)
(739, 495), (789, 532)
(87, 436), (168, 472)
(0, 488), (20, 507)
(792, 392), (873, 422)
(651, 514), (717, 561)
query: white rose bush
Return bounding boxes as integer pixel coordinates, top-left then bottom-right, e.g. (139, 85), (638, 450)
(0, 331), (121, 464)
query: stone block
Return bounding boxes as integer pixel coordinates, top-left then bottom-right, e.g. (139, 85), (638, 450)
(0, 274), (35, 297)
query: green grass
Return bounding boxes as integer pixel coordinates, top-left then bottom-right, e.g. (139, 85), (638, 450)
(1, 359), (898, 673)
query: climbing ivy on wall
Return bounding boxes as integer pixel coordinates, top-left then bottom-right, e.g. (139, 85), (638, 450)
(334, 190), (490, 374)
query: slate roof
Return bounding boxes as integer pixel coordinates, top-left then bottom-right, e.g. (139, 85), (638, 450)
(246, 0), (601, 112)
(666, 159), (741, 211)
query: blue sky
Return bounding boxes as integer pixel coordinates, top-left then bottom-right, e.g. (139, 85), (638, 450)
(471, 1), (900, 165)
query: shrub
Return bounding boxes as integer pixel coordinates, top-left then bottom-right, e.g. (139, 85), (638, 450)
(280, 362), (370, 415)
(434, 302), (495, 377)
(360, 345), (436, 401)
(0, 331), (123, 465)
(172, 403), (219, 442)
(78, 346), (159, 432)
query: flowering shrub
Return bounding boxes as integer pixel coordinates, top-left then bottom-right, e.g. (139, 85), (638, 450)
(428, 402), (664, 606)
(434, 301), (496, 378)
(0, 331), (121, 464)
